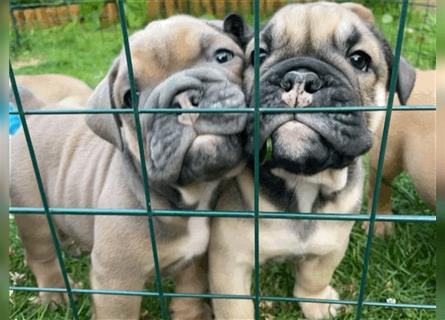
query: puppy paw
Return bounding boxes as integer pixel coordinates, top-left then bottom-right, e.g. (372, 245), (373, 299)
(296, 285), (341, 320)
(33, 292), (67, 310)
(362, 221), (394, 237)
(35, 275), (79, 308)
(170, 299), (212, 320)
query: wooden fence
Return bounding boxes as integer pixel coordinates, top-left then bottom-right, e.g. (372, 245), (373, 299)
(10, 0), (295, 29)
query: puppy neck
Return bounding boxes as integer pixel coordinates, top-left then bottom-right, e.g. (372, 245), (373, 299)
(238, 166), (349, 213)
(174, 161), (246, 210)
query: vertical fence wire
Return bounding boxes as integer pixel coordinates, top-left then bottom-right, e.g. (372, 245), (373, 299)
(116, 1), (169, 319)
(8, 63), (79, 320)
(253, 0), (261, 319)
(354, 0), (410, 319)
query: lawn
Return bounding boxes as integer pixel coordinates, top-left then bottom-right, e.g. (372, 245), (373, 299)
(9, 0), (436, 319)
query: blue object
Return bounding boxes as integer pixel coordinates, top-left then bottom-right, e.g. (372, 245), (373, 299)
(9, 103), (21, 135)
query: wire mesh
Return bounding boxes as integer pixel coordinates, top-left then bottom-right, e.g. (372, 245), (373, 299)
(8, 0), (436, 319)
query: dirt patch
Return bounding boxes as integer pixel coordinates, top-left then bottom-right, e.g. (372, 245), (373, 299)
(12, 58), (41, 69)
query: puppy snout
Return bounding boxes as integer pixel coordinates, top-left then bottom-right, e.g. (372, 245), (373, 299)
(174, 89), (201, 125)
(280, 70), (321, 108)
(173, 89), (202, 108)
(280, 70), (322, 94)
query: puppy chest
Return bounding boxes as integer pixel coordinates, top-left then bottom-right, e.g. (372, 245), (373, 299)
(179, 217), (210, 261)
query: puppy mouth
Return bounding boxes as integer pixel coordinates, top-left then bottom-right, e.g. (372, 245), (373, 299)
(178, 134), (243, 185)
(258, 113), (372, 174)
(145, 67), (247, 184)
(259, 119), (331, 174)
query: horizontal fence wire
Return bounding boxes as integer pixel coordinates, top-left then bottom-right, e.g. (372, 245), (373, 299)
(8, 0), (436, 318)
(8, 207), (437, 222)
(7, 105), (437, 115)
(8, 286), (437, 310)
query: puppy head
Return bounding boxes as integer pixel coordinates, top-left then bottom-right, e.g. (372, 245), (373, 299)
(243, 2), (416, 175)
(87, 15), (250, 186)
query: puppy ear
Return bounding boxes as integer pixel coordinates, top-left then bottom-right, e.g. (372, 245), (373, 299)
(85, 58), (124, 150)
(223, 13), (253, 48)
(370, 25), (417, 105)
(395, 57), (416, 105)
(342, 2), (374, 23)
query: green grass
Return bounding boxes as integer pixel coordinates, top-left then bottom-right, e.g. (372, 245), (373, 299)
(9, 1), (436, 319)
(8, 173), (435, 319)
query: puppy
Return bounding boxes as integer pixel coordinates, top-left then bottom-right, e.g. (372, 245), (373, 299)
(366, 69), (436, 236)
(209, 3), (415, 319)
(15, 74), (93, 107)
(10, 14), (249, 319)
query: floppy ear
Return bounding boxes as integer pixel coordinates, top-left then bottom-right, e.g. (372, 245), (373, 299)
(395, 56), (416, 105)
(342, 2), (374, 23)
(368, 24), (417, 105)
(223, 13), (253, 48)
(85, 58), (124, 150)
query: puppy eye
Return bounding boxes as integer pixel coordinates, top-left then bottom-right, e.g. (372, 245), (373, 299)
(123, 90), (139, 108)
(214, 49), (235, 64)
(250, 48), (268, 67)
(349, 50), (371, 72)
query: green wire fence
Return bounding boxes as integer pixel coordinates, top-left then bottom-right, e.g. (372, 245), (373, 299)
(9, 0), (436, 319)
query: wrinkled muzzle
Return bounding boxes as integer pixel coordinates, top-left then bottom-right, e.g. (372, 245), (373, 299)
(141, 67), (247, 185)
(246, 57), (373, 174)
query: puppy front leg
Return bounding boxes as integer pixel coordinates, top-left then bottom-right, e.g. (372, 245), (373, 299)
(364, 148), (401, 236)
(15, 215), (71, 305)
(90, 217), (151, 320)
(209, 223), (254, 320)
(294, 246), (347, 320)
(170, 255), (211, 320)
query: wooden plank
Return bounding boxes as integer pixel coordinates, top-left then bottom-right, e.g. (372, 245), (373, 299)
(45, 7), (57, 26)
(214, 0), (226, 18)
(265, 0), (275, 15)
(239, 0), (251, 15)
(67, 4), (80, 19)
(228, 0), (239, 13)
(101, 2), (118, 26)
(275, 0), (286, 11)
(12, 10), (26, 29)
(34, 8), (48, 28)
(147, 0), (161, 20)
(260, 0), (267, 16)
(55, 6), (70, 24)
(190, 0), (202, 16)
(201, 0), (214, 16)
(177, 0), (187, 13)
(23, 9), (36, 29)
(164, 0), (176, 16)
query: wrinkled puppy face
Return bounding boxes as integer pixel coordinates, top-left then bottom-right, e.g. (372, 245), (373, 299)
(88, 15), (250, 186)
(243, 2), (415, 175)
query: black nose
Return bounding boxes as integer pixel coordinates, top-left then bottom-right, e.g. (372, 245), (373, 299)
(173, 89), (202, 108)
(280, 70), (322, 94)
